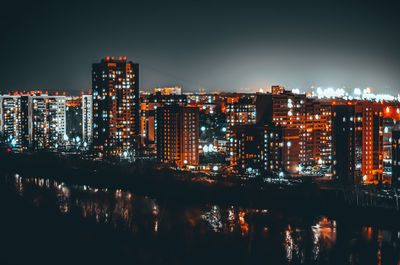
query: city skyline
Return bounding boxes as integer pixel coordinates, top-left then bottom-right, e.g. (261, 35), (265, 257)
(1, 0), (400, 94)
(1, 2), (400, 264)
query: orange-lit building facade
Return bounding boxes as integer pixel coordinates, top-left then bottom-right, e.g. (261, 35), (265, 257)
(303, 99), (333, 167)
(226, 97), (256, 160)
(92, 57), (139, 159)
(139, 93), (187, 154)
(392, 124), (400, 190)
(332, 101), (384, 183)
(156, 105), (199, 167)
(272, 85), (285, 95)
(354, 101), (383, 182)
(270, 91), (307, 173)
(230, 124), (283, 177)
(154, 86), (182, 95)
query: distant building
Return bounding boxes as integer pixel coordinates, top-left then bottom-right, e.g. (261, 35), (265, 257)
(392, 123), (400, 190)
(383, 117), (395, 179)
(82, 95), (92, 144)
(92, 57), (139, 159)
(0, 95), (27, 150)
(0, 93), (67, 151)
(66, 96), (82, 142)
(332, 104), (356, 185)
(230, 124), (283, 177)
(154, 86), (182, 95)
(256, 90), (307, 174)
(139, 92), (187, 153)
(272, 85), (285, 95)
(30, 94), (66, 150)
(226, 97), (256, 160)
(303, 99), (333, 167)
(354, 101), (383, 182)
(156, 105), (199, 167)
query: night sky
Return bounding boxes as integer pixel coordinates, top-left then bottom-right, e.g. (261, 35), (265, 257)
(1, 0), (400, 94)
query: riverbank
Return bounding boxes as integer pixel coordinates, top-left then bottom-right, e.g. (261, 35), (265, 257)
(1, 151), (400, 228)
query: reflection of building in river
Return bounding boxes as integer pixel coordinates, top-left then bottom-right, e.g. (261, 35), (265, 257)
(283, 217), (337, 263)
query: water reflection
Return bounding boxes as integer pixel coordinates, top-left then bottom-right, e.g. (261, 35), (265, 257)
(3, 173), (400, 265)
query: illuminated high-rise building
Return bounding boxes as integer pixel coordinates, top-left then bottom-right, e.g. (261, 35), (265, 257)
(392, 123), (400, 190)
(382, 104), (400, 181)
(303, 99), (333, 167)
(272, 92), (306, 173)
(139, 92), (187, 154)
(332, 104), (356, 184)
(230, 124), (283, 177)
(0, 93), (66, 151)
(31, 94), (66, 150)
(271, 85), (285, 95)
(92, 57), (139, 159)
(382, 117), (395, 179)
(354, 101), (383, 183)
(154, 86), (182, 95)
(66, 96), (82, 141)
(226, 97), (256, 159)
(82, 94), (93, 144)
(0, 95), (27, 150)
(156, 105), (199, 167)
(332, 101), (384, 184)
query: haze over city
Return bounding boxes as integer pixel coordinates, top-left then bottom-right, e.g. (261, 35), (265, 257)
(1, 0), (400, 94)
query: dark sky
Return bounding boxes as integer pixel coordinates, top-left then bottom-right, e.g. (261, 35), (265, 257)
(1, 0), (400, 94)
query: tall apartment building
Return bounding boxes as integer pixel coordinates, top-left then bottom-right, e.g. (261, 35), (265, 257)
(139, 93), (187, 153)
(230, 124), (283, 177)
(354, 101), (383, 182)
(303, 99), (333, 167)
(82, 94), (93, 144)
(226, 97), (256, 159)
(332, 101), (384, 184)
(30, 94), (66, 150)
(1, 95), (27, 150)
(66, 96), (83, 141)
(332, 104), (356, 184)
(92, 57), (139, 159)
(156, 105), (199, 167)
(0, 93), (66, 151)
(392, 123), (400, 190)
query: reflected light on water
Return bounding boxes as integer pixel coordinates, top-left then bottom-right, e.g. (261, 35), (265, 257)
(3, 173), (400, 265)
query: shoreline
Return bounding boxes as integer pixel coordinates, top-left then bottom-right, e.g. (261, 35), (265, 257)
(1, 151), (400, 229)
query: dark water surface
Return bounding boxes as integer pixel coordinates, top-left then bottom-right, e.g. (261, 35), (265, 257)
(0, 173), (399, 265)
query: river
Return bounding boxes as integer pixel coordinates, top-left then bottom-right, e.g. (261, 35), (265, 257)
(0, 173), (399, 265)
